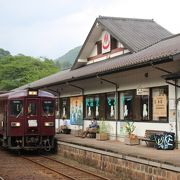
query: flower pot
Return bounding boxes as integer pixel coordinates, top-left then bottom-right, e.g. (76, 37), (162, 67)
(124, 134), (139, 145)
(96, 132), (108, 141)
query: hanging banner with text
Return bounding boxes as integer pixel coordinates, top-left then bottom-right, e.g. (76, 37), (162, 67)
(153, 95), (167, 117)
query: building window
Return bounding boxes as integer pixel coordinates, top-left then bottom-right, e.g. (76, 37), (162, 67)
(111, 36), (118, 50)
(120, 91), (133, 120)
(119, 86), (168, 122)
(96, 40), (102, 55)
(152, 86), (168, 122)
(10, 100), (23, 116)
(120, 90), (149, 121)
(60, 98), (70, 119)
(106, 93), (116, 120)
(85, 95), (99, 119)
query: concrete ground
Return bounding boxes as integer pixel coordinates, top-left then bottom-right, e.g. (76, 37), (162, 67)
(56, 134), (180, 168)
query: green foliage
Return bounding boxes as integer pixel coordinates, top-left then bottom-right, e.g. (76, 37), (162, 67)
(124, 121), (136, 135)
(0, 48), (10, 58)
(55, 46), (81, 70)
(98, 118), (108, 133)
(0, 55), (59, 91)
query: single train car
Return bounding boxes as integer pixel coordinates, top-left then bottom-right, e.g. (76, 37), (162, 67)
(0, 89), (56, 151)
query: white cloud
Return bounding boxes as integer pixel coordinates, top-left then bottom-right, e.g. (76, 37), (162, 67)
(0, 0), (180, 59)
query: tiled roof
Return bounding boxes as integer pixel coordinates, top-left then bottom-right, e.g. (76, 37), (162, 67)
(18, 34), (180, 90)
(98, 16), (172, 53)
(71, 16), (173, 70)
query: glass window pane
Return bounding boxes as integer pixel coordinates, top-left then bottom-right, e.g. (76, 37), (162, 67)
(85, 95), (99, 119)
(86, 97), (94, 118)
(95, 96), (99, 118)
(60, 98), (70, 119)
(106, 93), (116, 119)
(10, 100), (23, 116)
(42, 100), (54, 116)
(27, 102), (36, 116)
(120, 91), (149, 121)
(141, 96), (149, 120)
(123, 91), (133, 120)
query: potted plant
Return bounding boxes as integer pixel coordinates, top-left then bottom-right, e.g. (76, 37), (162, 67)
(124, 121), (139, 145)
(96, 119), (109, 141)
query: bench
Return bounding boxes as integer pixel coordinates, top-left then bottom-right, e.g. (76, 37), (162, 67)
(138, 130), (166, 147)
(86, 125), (100, 138)
(62, 128), (71, 134)
(56, 127), (71, 134)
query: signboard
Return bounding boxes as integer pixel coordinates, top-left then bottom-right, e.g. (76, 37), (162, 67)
(70, 96), (83, 125)
(153, 95), (167, 117)
(28, 120), (37, 127)
(136, 88), (149, 95)
(102, 31), (111, 54)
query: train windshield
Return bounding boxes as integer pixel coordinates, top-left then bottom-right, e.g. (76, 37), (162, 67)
(10, 100), (23, 117)
(27, 102), (37, 116)
(42, 100), (54, 116)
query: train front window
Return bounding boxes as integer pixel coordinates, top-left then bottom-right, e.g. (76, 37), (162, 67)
(42, 100), (54, 116)
(10, 100), (23, 116)
(27, 102), (37, 116)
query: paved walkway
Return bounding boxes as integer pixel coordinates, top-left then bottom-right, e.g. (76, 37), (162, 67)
(56, 134), (180, 168)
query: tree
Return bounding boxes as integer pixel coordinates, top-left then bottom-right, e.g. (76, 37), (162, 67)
(0, 55), (59, 91)
(0, 48), (10, 58)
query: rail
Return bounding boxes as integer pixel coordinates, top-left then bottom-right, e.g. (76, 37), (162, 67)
(22, 155), (111, 180)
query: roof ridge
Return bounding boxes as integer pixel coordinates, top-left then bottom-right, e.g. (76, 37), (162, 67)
(98, 15), (154, 22)
(159, 33), (180, 41)
(134, 33), (180, 52)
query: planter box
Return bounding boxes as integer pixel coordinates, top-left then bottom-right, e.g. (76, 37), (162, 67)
(124, 136), (140, 145)
(96, 133), (108, 141)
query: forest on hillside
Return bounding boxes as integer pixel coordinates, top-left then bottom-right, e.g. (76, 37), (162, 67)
(0, 48), (59, 91)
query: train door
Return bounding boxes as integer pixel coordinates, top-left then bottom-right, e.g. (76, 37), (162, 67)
(25, 98), (40, 135)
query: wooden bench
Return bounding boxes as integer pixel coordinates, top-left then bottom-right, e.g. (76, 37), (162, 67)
(87, 125), (99, 138)
(138, 130), (166, 147)
(62, 128), (71, 134)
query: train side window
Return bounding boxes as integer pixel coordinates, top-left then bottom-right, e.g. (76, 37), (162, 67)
(27, 102), (36, 116)
(42, 100), (54, 116)
(10, 100), (23, 117)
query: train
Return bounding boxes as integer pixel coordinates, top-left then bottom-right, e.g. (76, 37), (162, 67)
(0, 89), (56, 151)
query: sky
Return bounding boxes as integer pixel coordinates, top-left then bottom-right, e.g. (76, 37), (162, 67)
(0, 0), (180, 59)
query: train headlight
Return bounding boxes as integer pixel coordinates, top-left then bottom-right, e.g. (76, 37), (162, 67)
(44, 122), (54, 127)
(11, 122), (21, 127)
(28, 90), (38, 96)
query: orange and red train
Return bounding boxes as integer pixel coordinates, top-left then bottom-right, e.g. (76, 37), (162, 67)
(0, 89), (56, 151)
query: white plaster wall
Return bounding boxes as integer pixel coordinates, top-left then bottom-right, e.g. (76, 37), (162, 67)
(55, 61), (179, 144)
(88, 30), (126, 59)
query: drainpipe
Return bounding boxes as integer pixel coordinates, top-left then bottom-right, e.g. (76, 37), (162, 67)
(97, 75), (119, 140)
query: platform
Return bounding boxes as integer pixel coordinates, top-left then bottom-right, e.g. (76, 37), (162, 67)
(56, 134), (180, 170)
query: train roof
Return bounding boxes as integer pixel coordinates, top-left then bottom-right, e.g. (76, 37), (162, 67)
(0, 89), (55, 99)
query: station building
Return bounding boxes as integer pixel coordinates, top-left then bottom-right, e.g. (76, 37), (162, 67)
(18, 16), (180, 147)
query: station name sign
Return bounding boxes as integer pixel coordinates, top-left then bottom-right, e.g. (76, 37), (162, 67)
(136, 88), (149, 95)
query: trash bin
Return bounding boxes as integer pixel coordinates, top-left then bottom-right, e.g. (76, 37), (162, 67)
(154, 132), (175, 150)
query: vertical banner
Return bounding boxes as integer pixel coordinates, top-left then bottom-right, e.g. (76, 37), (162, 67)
(153, 95), (167, 117)
(102, 31), (111, 54)
(70, 96), (83, 125)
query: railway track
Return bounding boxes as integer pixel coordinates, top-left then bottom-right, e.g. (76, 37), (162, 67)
(22, 155), (111, 180)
